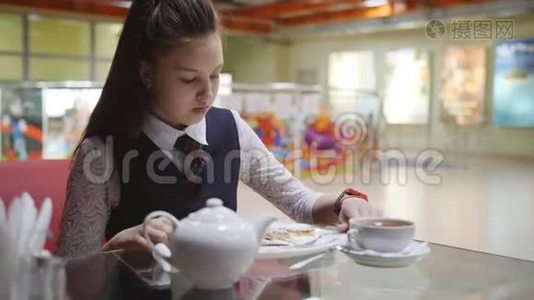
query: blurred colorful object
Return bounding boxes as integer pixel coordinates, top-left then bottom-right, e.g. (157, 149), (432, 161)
(300, 110), (354, 172)
(0, 88), (43, 161)
(440, 45), (486, 125)
(241, 100), (364, 174)
(493, 38), (534, 127)
(43, 88), (100, 159)
(305, 112), (335, 150)
(244, 112), (289, 149)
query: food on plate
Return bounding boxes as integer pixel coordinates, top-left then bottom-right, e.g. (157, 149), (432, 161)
(264, 225), (316, 242)
(286, 228), (315, 237)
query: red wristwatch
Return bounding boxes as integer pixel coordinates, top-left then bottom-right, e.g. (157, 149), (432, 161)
(333, 188), (368, 215)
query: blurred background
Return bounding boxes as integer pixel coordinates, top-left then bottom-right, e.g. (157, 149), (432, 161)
(0, 0), (533, 260)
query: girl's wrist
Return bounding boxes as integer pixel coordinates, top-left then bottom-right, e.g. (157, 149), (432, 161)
(333, 188), (368, 215)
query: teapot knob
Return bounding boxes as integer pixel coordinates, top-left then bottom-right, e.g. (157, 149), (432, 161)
(206, 198), (223, 207)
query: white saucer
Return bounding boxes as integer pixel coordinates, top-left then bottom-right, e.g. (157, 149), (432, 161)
(339, 240), (430, 268)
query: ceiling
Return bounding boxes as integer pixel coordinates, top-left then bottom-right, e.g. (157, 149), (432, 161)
(0, 0), (516, 35)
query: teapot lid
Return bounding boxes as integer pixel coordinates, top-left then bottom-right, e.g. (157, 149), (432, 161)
(188, 198), (241, 224)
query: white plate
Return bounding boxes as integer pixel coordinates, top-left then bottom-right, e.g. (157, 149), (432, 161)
(257, 223), (345, 259)
(339, 241), (430, 268)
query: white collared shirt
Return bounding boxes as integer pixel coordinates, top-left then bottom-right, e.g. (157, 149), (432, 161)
(142, 113), (208, 150)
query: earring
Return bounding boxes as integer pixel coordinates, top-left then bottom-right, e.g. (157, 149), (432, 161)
(144, 77), (153, 90)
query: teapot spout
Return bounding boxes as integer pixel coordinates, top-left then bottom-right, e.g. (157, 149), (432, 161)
(253, 216), (277, 244)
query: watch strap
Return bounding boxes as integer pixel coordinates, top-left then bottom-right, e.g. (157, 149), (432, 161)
(333, 188), (368, 215)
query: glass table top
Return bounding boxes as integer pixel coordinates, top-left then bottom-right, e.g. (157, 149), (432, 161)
(64, 242), (534, 300)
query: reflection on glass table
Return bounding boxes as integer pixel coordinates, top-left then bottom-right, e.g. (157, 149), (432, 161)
(64, 242), (534, 300)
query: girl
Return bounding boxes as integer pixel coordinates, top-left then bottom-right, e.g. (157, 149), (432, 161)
(56, 0), (371, 258)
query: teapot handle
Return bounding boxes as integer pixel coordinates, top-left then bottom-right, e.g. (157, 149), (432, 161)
(142, 211), (180, 271)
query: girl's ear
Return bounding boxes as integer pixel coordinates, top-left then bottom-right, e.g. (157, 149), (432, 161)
(139, 60), (154, 89)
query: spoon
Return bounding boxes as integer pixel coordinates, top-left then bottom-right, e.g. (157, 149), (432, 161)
(152, 243), (177, 273)
(289, 253), (326, 270)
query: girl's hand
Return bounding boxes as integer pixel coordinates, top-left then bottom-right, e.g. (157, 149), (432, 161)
(337, 197), (376, 232)
(101, 217), (174, 252)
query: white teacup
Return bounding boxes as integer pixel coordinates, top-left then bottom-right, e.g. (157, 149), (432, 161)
(348, 218), (415, 253)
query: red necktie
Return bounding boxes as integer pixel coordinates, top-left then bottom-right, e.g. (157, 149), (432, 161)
(173, 135), (209, 177)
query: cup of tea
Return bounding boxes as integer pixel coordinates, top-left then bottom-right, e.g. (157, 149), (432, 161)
(348, 218), (415, 253)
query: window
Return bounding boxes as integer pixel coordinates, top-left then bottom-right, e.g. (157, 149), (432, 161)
(95, 61), (112, 82)
(95, 22), (122, 59)
(383, 48), (430, 124)
(328, 51), (376, 114)
(0, 55), (23, 81)
(0, 14), (123, 82)
(0, 12), (23, 52)
(95, 22), (122, 82)
(29, 15), (90, 56)
(30, 58), (89, 81)
(0, 13), (23, 81)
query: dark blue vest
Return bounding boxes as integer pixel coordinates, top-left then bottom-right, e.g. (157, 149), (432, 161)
(105, 107), (240, 240)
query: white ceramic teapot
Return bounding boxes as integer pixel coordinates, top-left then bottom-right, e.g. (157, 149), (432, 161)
(142, 198), (276, 290)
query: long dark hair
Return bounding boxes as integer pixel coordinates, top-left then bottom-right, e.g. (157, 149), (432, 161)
(78, 0), (219, 151)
